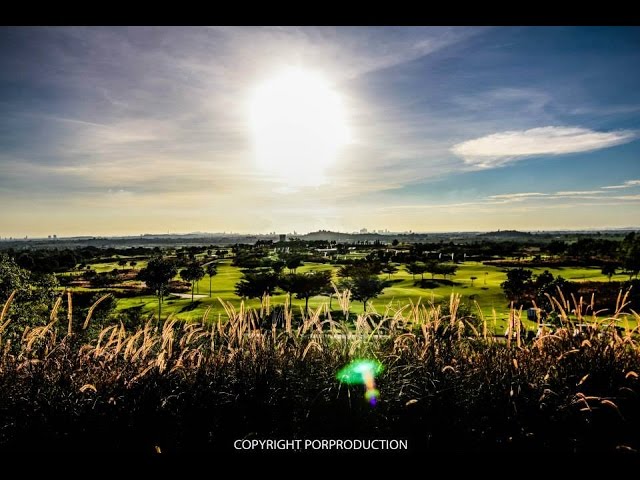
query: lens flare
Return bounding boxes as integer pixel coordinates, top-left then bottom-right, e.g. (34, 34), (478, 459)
(336, 359), (383, 406)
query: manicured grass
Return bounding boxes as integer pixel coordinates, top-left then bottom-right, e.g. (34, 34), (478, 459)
(528, 265), (629, 282)
(88, 259), (148, 273)
(107, 259), (631, 331)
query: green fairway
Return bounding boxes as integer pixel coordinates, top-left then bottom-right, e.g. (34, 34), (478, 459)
(107, 259), (633, 331)
(88, 259), (148, 273)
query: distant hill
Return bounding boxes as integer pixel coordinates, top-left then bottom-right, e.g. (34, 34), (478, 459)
(299, 230), (387, 242)
(476, 230), (534, 239)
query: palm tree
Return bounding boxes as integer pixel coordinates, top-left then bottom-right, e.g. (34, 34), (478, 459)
(137, 256), (177, 320)
(206, 263), (218, 297)
(180, 263), (205, 303)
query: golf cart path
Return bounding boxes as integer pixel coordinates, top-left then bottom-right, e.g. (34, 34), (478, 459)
(170, 292), (208, 299)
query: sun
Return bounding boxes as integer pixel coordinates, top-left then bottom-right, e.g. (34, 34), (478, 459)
(249, 68), (350, 186)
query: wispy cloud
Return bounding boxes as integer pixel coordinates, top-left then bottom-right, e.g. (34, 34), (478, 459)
(207, 26), (481, 82)
(452, 88), (552, 116)
(555, 190), (605, 196)
(383, 186), (640, 215)
(601, 179), (640, 189)
(489, 192), (548, 200)
(451, 126), (636, 168)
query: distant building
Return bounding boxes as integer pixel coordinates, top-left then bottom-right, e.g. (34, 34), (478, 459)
(279, 234), (287, 242)
(316, 247), (338, 257)
(360, 228), (368, 234)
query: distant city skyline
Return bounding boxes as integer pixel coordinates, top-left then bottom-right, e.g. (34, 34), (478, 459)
(3, 225), (639, 242)
(1, 26), (639, 236)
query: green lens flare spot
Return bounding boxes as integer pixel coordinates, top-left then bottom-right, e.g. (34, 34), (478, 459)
(365, 388), (379, 401)
(336, 359), (384, 385)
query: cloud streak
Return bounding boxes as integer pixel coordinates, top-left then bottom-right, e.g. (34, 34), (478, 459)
(601, 179), (640, 189)
(451, 126), (636, 168)
(489, 192), (548, 199)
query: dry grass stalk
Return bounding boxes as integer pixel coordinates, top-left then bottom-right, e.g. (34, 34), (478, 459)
(67, 290), (73, 336)
(0, 291), (17, 335)
(83, 294), (112, 330)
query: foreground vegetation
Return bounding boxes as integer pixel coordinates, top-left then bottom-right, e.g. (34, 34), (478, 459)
(0, 289), (639, 453)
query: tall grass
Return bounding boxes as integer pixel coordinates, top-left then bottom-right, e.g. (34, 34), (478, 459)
(0, 288), (639, 453)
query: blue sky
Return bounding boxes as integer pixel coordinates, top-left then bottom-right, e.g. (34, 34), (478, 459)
(0, 26), (639, 236)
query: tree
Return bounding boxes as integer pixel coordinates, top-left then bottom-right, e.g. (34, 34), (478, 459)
(285, 256), (303, 273)
(547, 240), (567, 256)
(601, 264), (617, 282)
(533, 269), (552, 286)
(0, 255), (56, 337)
(129, 260), (138, 270)
(0, 254), (30, 301)
(278, 273), (298, 307)
(294, 271), (332, 314)
(406, 262), (426, 281)
(470, 276), (477, 287)
(338, 262), (380, 279)
(405, 262), (418, 281)
(338, 264), (388, 312)
(381, 263), (399, 279)
(622, 233), (640, 279)
(206, 263), (218, 297)
(320, 281), (335, 311)
(535, 274), (573, 313)
(278, 271), (332, 314)
(16, 253), (35, 271)
(424, 261), (439, 280)
(235, 271), (279, 301)
(138, 256), (177, 319)
(91, 271), (119, 288)
(117, 259), (128, 269)
(345, 274), (388, 312)
(271, 260), (286, 275)
(501, 267), (534, 305)
(438, 264), (458, 280)
(392, 239), (399, 246)
(180, 263), (205, 303)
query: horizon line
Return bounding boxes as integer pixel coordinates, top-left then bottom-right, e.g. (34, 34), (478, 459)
(2, 226), (640, 241)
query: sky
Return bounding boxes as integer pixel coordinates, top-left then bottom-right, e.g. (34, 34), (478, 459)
(0, 26), (639, 237)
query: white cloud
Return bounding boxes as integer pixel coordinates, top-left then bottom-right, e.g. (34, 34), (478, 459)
(451, 126), (635, 168)
(610, 194), (640, 200)
(489, 192), (548, 199)
(601, 179), (640, 189)
(555, 190), (604, 196)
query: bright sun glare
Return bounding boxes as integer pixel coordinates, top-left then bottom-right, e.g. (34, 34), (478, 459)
(249, 68), (350, 186)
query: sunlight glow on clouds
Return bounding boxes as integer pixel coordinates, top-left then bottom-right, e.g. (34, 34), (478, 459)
(249, 68), (350, 187)
(451, 126), (635, 168)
